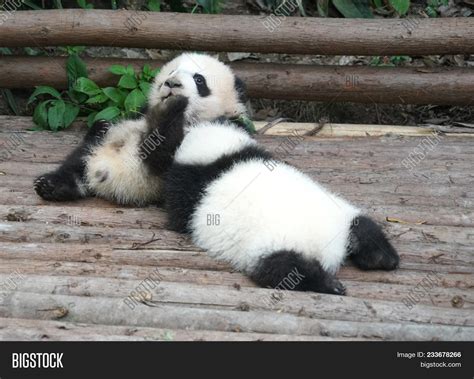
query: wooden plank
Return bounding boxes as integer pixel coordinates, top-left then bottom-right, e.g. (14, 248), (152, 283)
(0, 256), (471, 290)
(1, 292), (472, 340)
(0, 318), (358, 341)
(1, 11), (473, 55)
(3, 116), (474, 138)
(1, 217), (471, 250)
(2, 274), (473, 324)
(3, 57), (474, 105)
(0, 238), (471, 273)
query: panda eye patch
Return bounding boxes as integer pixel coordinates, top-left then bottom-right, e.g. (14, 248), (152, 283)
(193, 74), (204, 85)
(193, 73), (211, 97)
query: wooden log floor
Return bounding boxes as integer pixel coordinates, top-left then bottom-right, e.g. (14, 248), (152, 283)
(0, 116), (473, 341)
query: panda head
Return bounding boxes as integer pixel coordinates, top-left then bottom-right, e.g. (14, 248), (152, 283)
(148, 53), (247, 123)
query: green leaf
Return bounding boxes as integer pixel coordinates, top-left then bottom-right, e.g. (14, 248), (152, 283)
(28, 86), (62, 104)
(124, 89), (146, 114)
(389, 0), (410, 15)
(1, 89), (20, 115)
(425, 5), (438, 17)
(317, 0), (329, 16)
(48, 100), (66, 131)
(0, 48), (13, 55)
(237, 114), (256, 134)
(24, 47), (42, 56)
(147, 0), (161, 11)
(87, 112), (98, 127)
(103, 87), (126, 104)
(139, 82), (152, 97)
(86, 93), (108, 104)
(93, 106), (121, 122)
(33, 101), (51, 129)
(77, 0), (93, 8)
(67, 54), (88, 89)
(373, 0), (384, 8)
(142, 64), (151, 76)
(63, 103), (80, 128)
(118, 74), (138, 89)
(150, 68), (160, 77)
(126, 65), (135, 76)
(68, 89), (88, 104)
(332, 0), (374, 18)
(109, 65), (128, 75)
(196, 0), (222, 13)
(74, 77), (101, 96)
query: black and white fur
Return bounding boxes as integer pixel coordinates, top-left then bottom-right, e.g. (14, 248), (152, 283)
(144, 95), (399, 295)
(34, 53), (248, 205)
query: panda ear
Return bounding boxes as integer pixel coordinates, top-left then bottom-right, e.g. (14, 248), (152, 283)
(234, 76), (248, 104)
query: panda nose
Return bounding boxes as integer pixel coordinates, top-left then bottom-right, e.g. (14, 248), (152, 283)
(164, 78), (182, 88)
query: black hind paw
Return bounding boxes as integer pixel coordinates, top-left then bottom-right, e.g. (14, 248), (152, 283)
(249, 250), (347, 296)
(34, 173), (83, 202)
(323, 277), (346, 296)
(349, 216), (400, 271)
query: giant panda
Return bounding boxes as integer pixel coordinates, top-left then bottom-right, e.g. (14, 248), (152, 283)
(34, 53), (248, 206)
(143, 95), (400, 295)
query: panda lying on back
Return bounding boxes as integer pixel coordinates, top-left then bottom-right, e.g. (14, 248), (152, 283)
(34, 53), (247, 205)
(144, 95), (400, 295)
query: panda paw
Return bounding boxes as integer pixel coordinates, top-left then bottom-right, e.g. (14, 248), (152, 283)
(323, 277), (346, 296)
(87, 120), (112, 140)
(161, 95), (189, 116)
(34, 173), (82, 202)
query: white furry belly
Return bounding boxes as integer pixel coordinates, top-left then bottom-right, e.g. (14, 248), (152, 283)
(190, 160), (360, 273)
(84, 119), (162, 205)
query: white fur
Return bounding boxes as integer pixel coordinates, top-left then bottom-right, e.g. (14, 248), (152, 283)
(85, 118), (162, 205)
(175, 122), (256, 166)
(186, 124), (361, 274)
(84, 53), (246, 205)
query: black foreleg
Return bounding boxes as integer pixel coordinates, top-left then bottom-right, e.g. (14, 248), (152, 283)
(140, 96), (189, 176)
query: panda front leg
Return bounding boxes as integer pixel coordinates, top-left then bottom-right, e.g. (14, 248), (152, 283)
(347, 216), (400, 270)
(140, 95), (189, 176)
(34, 120), (111, 201)
(249, 250), (346, 295)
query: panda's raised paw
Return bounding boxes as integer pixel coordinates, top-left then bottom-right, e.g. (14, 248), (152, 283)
(34, 173), (82, 202)
(160, 95), (189, 116)
(88, 120), (112, 139)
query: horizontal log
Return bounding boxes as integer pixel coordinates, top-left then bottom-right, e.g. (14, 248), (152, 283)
(0, 10), (473, 56)
(1, 275), (472, 326)
(1, 57), (474, 105)
(1, 292), (472, 340)
(0, 318), (355, 341)
(0, 255), (472, 290)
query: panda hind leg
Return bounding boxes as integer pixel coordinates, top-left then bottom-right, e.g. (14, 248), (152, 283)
(34, 120), (111, 202)
(248, 250), (346, 295)
(348, 216), (399, 271)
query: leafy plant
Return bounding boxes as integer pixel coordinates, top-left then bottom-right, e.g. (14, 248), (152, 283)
(147, 0), (161, 11)
(370, 55), (411, 66)
(425, 0), (448, 17)
(194, 0), (223, 13)
(28, 50), (160, 131)
(332, 0), (374, 18)
(77, 0), (94, 9)
(0, 48), (20, 115)
(318, 0), (411, 18)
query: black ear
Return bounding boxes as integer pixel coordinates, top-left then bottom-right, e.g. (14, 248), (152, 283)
(234, 76), (248, 104)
